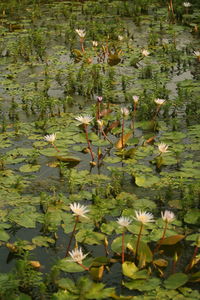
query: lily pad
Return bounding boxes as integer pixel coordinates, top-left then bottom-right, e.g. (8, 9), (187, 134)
(19, 164), (41, 173)
(164, 273), (188, 289)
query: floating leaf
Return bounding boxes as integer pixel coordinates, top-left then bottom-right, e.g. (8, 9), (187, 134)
(184, 209), (200, 225)
(19, 164), (41, 173)
(89, 265), (104, 281)
(123, 277), (160, 291)
(57, 258), (92, 273)
(122, 261), (138, 278)
(111, 235), (132, 254)
(164, 273), (188, 289)
(115, 132), (132, 149)
(56, 155), (81, 163)
(76, 230), (105, 245)
(107, 54), (121, 66)
(160, 235), (185, 245)
(0, 229), (10, 242)
(16, 294), (32, 300)
(134, 174), (159, 188)
(32, 236), (55, 247)
(127, 238), (153, 263)
(153, 259), (168, 267)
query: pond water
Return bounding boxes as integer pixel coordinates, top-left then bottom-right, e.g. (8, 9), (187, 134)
(0, 0), (200, 299)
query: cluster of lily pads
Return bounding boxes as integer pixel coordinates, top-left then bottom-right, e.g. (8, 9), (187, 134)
(0, 0), (200, 299)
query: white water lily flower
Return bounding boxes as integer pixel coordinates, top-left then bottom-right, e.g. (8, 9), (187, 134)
(70, 203), (89, 218)
(97, 96), (103, 102)
(75, 29), (86, 38)
(133, 95), (139, 103)
(194, 51), (200, 57)
(161, 210), (175, 223)
(141, 49), (150, 57)
(118, 35), (124, 41)
(92, 41), (98, 47)
(75, 115), (94, 125)
(158, 143), (169, 153)
(162, 38), (169, 45)
(121, 107), (129, 116)
(183, 2), (191, 7)
(117, 216), (132, 227)
(134, 210), (154, 224)
(154, 98), (165, 105)
(68, 248), (88, 264)
(44, 133), (56, 143)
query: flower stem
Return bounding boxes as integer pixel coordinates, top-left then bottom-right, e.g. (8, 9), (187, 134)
(185, 246), (199, 273)
(65, 216), (79, 257)
(101, 128), (113, 144)
(135, 223), (143, 260)
(83, 124), (94, 161)
(152, 105), (161, 121)
(168, 0), (175, 22)
(122, 229), (125, 264)
(121, 117), (125, 148)
(52, 143), (60, 152)
(131, 103), (137, 130)
(77, 262), (89, 271)
(80, 38), (85, 52)
(153, 220), (168, 255)
(96, 102), (100, 120)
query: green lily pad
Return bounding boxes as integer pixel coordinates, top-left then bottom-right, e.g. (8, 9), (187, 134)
(164, 273), (188, 289)
(134, 173), (160, 188)
(19, 164), (41, 173)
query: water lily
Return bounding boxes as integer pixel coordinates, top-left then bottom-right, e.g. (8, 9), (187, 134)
(44, 133), (56, 143)
(141, 49), (150, 57)
(118, 35), (123, 41)
(194, 51), (200, 57)
(68, 247), (89, 264)
(134, 210), (154, 260)
(75, 29), (86, 38)
(92, 41), (98, 47)
(120, 107), (129, 149)
(154, 210), (175, 255)
(75, 115), (95, 162)
(134, 210), (154, 224)
(75, 115), (93, 125)
(97, 96), (103, 102)
(133, 95), (139, 104)
(97, 120), (113, 144)
(117, 216), (132, 264)
(161, 210), (175, 223)
(154, 98), (165, 105)
(131, 96), (139, 130)
(194, 51), (200, 62)
(183, 2), (191, 7)
(44, 133), (60, 152)
(121, 107), (129, 117)
(70, 202), (89, 218)
(65, 203), (89, 257)
(67, 248), (89, 271)
(158, 143), (169, 153)
(117, 216), (132, 228)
